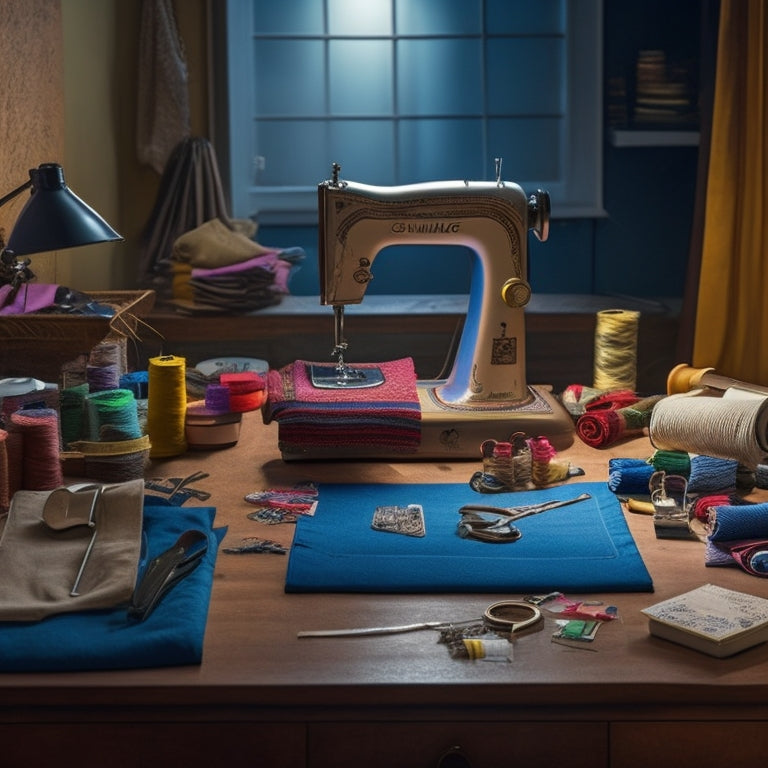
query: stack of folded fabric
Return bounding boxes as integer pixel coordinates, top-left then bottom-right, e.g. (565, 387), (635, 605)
(264, 358), (422, 455)
(171, 218), (304, 314)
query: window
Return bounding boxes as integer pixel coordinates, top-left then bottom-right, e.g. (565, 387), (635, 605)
(219, 0), (603, 225)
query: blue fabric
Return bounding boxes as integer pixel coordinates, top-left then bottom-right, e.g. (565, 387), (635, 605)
(0, 502), (225, 672)
(286, 482), (653, 594)
(709, 503), (768, 542)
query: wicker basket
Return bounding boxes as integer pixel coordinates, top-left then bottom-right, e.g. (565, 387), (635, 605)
(0, 290), (155, 383)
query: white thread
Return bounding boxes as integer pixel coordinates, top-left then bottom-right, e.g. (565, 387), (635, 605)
(649, 391), (768, 468)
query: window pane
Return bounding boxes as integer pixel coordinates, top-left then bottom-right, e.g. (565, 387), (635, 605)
(487, 117), (561, 181)
(330, 40), (393, 115)
(395, 0), (482, 35)
(252, 0), (324, 35)
(329, 120), (396, 185)
(328, 0), (392, 35)
(254, 121), (329, 185)
(398, 118), (484, 183)
(486, 0), (565, 34)
(397, 39), (483, 115)
(486, 38), (564, 115)
(254, 40), (325, 116)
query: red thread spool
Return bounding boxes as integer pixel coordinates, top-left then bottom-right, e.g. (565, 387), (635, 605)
(220, 372), (266, 413)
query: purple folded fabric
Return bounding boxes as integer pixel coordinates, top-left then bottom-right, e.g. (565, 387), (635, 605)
(0, 283), (59, 315)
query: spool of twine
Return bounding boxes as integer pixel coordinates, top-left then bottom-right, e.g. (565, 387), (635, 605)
(147, 355), (188, 458)
(0, 430), (9, 513)
(220, 372), (266, 412)
(85, 388), (143, 441)
(59, 383), (89, 449)
(9, 408), (63, 490)
(205, 383), (231, 413)
(70, 435), (151, 482)
(649, 392), (768, 468)
(120, 371), (149, 400)
(593, 309), (640, 391)
(87, 364), (121, 392)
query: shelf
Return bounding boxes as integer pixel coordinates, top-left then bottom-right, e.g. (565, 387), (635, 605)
(609, 128), (700, 147)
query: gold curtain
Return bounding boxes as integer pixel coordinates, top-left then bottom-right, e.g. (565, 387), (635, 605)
(692, 0), (768, 383)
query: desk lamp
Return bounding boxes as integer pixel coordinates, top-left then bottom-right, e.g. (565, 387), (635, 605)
(0, 163), (122, 309)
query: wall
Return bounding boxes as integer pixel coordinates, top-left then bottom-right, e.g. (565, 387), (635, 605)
(58, 0), (209, 292)
(0, 0), (64, 284)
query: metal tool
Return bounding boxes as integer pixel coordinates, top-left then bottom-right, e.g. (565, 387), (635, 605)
(297, 600), (541, 638)
(458, 491), (592, 524)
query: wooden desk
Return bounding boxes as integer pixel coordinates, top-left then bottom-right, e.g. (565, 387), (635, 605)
(2, 414), (767, 768)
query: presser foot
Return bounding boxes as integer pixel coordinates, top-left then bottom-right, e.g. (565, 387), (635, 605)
(309, 363), (385, 389)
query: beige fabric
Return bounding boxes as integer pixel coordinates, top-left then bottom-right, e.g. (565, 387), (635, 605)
(173, 218), (272, 270)
(0, 479), (144, 622)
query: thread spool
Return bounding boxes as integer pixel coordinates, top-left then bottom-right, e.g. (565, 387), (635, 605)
(649, 392), (768, 468)
(593, 309), (640, 391)
(87, 364), (121, 392)
(0, 429), (9, 513)
(59, 383), (89, 448)
(10, 408), (63, 490)
(120, 371), (149, 400)
(204, 383), (231, 413)
(70, 435), (151, 482)
(147, 355), (188, 458)
(85, 389), (142, 441)
(219, 372), (266, 412)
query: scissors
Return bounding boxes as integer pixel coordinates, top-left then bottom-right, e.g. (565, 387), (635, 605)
(457, 492), (591, 542)
(297, 600), (542, 638)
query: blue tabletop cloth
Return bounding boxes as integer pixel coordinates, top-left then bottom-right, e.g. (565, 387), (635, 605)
(0, 501), (225, 672)
(286, 481), (653, 594)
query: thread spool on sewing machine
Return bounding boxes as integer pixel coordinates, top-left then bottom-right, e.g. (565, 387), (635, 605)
(299, 162), (574, 460)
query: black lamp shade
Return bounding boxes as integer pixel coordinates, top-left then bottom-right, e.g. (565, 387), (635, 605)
(6, 164), (122, 256)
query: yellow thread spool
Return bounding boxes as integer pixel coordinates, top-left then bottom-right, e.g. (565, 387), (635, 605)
(593, 309), (640, 391)
(147, 355), (188, 458)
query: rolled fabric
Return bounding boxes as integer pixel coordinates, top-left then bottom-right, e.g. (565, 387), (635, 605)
(708, 503), (768, 542)
(607, 457), (655, 495)
(577, 395), (664, 448)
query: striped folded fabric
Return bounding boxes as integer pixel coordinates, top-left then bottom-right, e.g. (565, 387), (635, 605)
(264, 358), (422, 454)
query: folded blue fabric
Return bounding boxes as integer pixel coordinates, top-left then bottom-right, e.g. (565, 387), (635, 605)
(286, 482), (653, 594)
(709, 503), (768, 542)
(0, 502), (224, 672)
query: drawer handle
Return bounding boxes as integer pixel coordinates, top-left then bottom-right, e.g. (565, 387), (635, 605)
(437, 746), (472, 768)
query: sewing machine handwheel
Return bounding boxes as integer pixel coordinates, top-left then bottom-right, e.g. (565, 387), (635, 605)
(528, 189), (550, 242)
(501, 278), (531, 308)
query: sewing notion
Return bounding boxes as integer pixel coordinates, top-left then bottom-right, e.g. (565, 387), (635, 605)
(268, 163), (574, 460)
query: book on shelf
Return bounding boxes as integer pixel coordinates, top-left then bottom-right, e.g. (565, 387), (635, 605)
(642, 583), (768, 658)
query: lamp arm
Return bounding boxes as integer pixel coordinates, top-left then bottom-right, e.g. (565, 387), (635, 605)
(0, 179), (32, 210)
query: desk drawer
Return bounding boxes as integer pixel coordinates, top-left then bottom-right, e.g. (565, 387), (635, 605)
(308, 721), (607, 768)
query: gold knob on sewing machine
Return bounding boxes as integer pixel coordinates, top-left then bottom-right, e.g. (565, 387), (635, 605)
(500, 278), (531, 308)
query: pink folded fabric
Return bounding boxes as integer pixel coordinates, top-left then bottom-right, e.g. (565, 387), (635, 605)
(265, 358), (422, 453)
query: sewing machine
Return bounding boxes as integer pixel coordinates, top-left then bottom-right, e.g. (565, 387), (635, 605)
(291, 163), (574, 459)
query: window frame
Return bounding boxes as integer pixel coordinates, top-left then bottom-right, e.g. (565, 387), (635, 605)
(214, 0), (604, 226)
